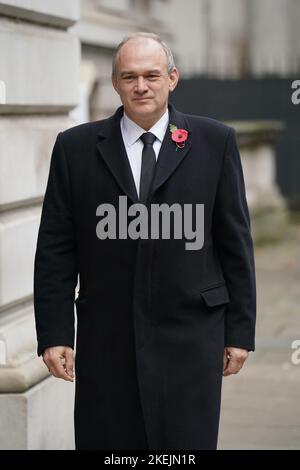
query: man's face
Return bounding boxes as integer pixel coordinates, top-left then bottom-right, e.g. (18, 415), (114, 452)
(112, 38), (179, 127)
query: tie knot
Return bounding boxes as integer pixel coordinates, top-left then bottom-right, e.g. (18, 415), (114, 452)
(140, 132), (156, 146)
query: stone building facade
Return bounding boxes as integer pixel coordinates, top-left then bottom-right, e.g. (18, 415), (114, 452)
(0, 0), (80, 450)
(0, 0), (299, 449)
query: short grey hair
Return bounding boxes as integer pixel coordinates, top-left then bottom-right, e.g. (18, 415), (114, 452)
(112, 32), (175, 78)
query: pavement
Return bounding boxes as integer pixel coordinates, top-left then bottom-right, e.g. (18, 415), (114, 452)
(218, 221), (300, 450)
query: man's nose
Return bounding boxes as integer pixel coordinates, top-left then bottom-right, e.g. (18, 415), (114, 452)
(135, 76), (148, 93)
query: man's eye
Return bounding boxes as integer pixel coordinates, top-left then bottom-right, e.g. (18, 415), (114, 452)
(147, 75), (159, 80)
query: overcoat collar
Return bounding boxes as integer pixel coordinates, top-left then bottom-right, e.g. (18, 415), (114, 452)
(96, 102), (192, 204)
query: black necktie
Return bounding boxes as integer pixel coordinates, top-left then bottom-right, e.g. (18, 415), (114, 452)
(139, 132), (156, 205)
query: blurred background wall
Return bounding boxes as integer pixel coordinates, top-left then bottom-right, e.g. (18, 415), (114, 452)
(0, 0), (299, 449)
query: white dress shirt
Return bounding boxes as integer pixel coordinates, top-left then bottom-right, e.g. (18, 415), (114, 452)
(120, 108), (169, 197)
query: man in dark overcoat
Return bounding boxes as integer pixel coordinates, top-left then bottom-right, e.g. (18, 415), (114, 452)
(34, 32), (256, 450)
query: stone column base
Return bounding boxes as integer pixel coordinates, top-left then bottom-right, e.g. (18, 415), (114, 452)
(0, 376), (75, 450)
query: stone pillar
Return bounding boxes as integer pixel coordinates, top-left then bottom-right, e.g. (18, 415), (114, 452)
(0, 0), (80, 449)
(207, 0), (248, 78)
(249, 0), (297, 76)
(229, 121), (288, 243)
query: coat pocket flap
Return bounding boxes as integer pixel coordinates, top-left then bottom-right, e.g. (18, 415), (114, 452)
(200, 284), (230, 307)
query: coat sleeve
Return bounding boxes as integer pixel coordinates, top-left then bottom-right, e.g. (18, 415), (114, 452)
(34, 132), (78, 357)
(213, 127), (256, 351)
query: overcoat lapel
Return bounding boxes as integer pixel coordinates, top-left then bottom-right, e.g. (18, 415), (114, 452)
(150, 102), (192, 198)
(96, 106), (139, 203)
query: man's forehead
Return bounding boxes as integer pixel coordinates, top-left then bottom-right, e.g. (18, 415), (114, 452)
(118, 39), (165, 61)
(117, 53), (167, 75)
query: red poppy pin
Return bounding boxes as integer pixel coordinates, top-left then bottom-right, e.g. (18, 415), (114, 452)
(169, 124), (188, 151)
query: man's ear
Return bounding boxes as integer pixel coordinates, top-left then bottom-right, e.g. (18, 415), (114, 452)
(112, 76), (119, 95)
(169, 67), (179, 93)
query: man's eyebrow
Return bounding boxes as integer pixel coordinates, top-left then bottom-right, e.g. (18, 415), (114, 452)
(120, 69), (162, 76)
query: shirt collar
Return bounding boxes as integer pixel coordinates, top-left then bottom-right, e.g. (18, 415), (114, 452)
(121, 107), (169, 147)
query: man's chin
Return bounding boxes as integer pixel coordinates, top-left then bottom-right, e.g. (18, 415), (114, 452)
(124, 101), (161, 123)
(132, 100), (153, 108)
(128, 105), (152, 117)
